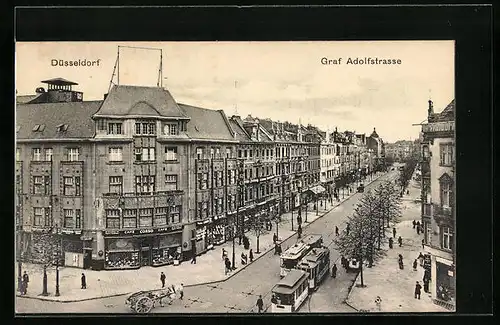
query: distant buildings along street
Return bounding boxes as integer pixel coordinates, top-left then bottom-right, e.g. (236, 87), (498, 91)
(15, 77), (388, 272)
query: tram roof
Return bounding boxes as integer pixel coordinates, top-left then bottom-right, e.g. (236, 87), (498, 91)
(302, 247), (329, 264)
(300, 234), (323, 245)
(273, 270), (308, 295)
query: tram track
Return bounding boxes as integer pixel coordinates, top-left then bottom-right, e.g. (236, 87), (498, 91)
(245, 171), (399, 313)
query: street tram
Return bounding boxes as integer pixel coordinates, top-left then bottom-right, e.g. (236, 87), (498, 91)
(271, 269), (309, 313)
(296, 246), (331, 291)
(280, 234), (323, 277)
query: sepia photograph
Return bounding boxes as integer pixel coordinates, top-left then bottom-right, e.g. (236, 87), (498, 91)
(15, 40), (456, 314)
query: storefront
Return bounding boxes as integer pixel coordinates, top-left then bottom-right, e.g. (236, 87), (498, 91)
(211, 215), (228, 245)
(61, 230), (84, 268)
(195, 220), (209, 255)
(434, 258), (455, 308)
(103, 225), (183, 270)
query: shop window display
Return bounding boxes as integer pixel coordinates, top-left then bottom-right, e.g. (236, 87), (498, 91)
(105, 238), (140, 269)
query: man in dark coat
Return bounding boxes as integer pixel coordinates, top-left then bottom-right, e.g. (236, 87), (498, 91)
(412, 220), (416, 229)
(413, 259), (418, 271)
(388, 237), (394, 249)
(414, 281), (422, 299)
(256, 295), (264, 313)
(416, 222), (421, 235)
(335, 226), (339, 236)
(398, 236), (403, 247)
(297, 225), (302, 239)
(22, 271), (29, 295)
(160, 272), (166, 288)
(423, 277), (430, 293)
(273, 233), (278, 244)
(249, 249), (254, 262)
(393, 227), (397, 238)
(331, 263), (337, 278)
(81, 273), (87, 289)
(225, 257), (231, 274)
(422, 239), (425, 249)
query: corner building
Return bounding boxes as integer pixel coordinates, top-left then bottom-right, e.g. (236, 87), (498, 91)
(420, 99), (455, 310)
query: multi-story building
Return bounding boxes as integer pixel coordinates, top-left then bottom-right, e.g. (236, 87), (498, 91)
(16, 76), (386, 271)
(420, 99), (455, 310)
(385, 140), (415, 162)
(319, 129), (337, 197)
(366, 128), (386, 172)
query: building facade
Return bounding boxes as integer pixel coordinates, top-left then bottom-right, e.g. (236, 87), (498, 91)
(420, 99), (456, 310)
(16, 77), (385, 271)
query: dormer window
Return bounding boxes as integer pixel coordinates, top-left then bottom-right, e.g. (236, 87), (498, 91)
(57, 124), (68, 132)
(32, 124), (45, 132)
(108, 122), (123, 135)
(163, 123), (178, 136)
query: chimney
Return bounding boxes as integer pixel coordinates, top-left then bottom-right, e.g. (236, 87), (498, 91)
(428, 99), (434, 117)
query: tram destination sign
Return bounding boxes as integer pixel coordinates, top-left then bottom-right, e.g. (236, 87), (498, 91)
(104, 224), (182, 236)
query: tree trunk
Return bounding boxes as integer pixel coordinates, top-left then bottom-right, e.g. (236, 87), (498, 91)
(359, 256), (365, 287)
(256, 235), (260, 253)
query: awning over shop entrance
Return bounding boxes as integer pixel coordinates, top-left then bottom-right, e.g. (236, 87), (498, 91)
(307, 185), (326, 195)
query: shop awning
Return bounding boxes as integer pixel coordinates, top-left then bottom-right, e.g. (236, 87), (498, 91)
(307, 185), (326, 195)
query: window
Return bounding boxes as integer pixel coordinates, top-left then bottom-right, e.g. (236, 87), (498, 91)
(109, 147), (123, 162)
(238, 149), (242, 158)
(441, 227), (453, 250)
(75, 176), (81, 196)
(67, 148), (80, 161)
(34, 207), (44, 226)
(165, 175), (178, 191)
(210, 148), (215, 159)
(215, 198), (223, 215)
(97, 120), (107, 131)
(136, 175), (155, 194)
(44, 148), (53, 161)
(108, 122), (123, 135)
(197, 202), (208, 219)
(16, 148), (21, 161)
(439, 143), (454, 166)
(75, 209), (81, 228)
(135, 147), (155, 161)
(123, 209), (137, 228)
(165, 147), (177, 161)
(33, 176), (44, 195)
(196, 147), (204, 159)
(154, 207), (167, 226)
(64, 209), (74, 228)
(441, 182), (452, 208)
(106, 209), (120, 228)
(164, 123), (178, 136)
(135, 122), (156, 135)
(226, 148), (232, 158)
(198, 173), (208, 190)
(33, 148), (42, 161)
(169, 206), (181, 224)
(63, 177), (74, 196)
(139, 208), (153, 227)
(216, 147), (220, 158)
(109, 176), (123, 195)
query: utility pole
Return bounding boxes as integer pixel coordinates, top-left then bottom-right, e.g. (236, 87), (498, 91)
(55, 225), (60, 296)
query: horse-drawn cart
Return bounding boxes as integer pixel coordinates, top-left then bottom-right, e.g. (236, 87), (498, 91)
(125, 287), (177, 313)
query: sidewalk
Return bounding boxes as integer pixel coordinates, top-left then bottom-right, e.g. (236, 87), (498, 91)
(346, 176), (448, 313)
(16, 173), (385, 303)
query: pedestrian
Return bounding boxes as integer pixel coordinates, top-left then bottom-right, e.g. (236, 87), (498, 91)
(222, 248), (227, 260)
(178, 283), (184, 300)
(393, 227), (397, 238)
(22, 271), (29, 295)
(273, 233), (278, 244)
(191, 253), (197, 264)
(398, 254), (404, 270)
(375, 296), (382, 312)
(413, 259), (418, 271)
(421, 239), (425, 249)
(414, 281), (422, 299)
(416, 220), (421, 230)
(81, 273), (87, 289)
(388, 237), (393, 249)
(412, 220), (416, 229)
(297, 225), (302, 239)
(331, 263), (337, 278)
(224, 258), (231, 275)
(346, 223), (350, 235)
(398, 236), (403, 247)
(160, 272), (166, 288)
(256, 295), (264, 313)
(341, 256), (347, 270)
(249, 249), (254, 262)
(418, 252), (424, 267)
(241, 252), (248, 265)
(335, 226), (339, 236)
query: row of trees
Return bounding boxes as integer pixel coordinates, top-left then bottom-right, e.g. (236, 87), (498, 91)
(398, 158), (418, 191)
(334, 180), (402, 286)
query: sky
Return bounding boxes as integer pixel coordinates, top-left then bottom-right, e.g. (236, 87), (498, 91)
(15, 41), (454, 143)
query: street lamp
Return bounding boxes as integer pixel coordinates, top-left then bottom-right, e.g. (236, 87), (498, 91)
(55, 225), (61, 297)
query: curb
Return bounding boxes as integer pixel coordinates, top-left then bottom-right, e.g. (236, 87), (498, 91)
(17, 173), (389, 304)
(16, 292), (131, 303)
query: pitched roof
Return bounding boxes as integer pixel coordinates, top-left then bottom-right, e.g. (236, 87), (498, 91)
(229, 118), (251, 141)
(41, 78), (78, 86)
(94, 85), (188, 119)
(430, 99), (455, 122)
(178, 104), (235, 141)
(16, 94), (42, 104)
(16, 101), (102, 139)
